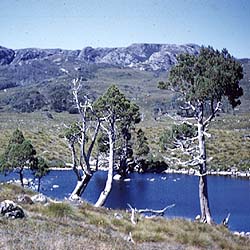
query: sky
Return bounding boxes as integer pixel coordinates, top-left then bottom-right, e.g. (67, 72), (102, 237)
(0, 0), (249, 58)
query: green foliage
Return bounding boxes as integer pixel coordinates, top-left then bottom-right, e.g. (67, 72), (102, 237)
(46, 202), (74, 218)
(94, 85), (141, 171)
(64, 122), (81, 145)
(9, 128), (25, 144)
(158, 81), (167, 89)
(48, 84), (72, 112)
(94, 85), (140, 124)
(0, 129), (37, 174)
(10, 90), (46, 112)
(140, 153), (168, 173)
(172, 123), (197, 139)
(96, 131), (109, 153)
(166, 46), (244, 108)
(134, 128), (150, 157)
(160, 123), (196, 150)
(32, 156), (49, 179)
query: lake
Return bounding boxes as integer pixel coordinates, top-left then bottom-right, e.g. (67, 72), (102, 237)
(1, 170), (250, 232)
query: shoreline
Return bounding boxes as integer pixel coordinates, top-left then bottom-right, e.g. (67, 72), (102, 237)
(163, 168), (250, 179)
(48, 166), (250, 179)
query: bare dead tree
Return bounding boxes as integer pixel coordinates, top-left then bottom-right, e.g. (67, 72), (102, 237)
(65, 78), (100, 200)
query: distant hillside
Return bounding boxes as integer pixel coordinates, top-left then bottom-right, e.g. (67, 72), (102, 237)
(0, 44), (249, 115)
(0, 43), (200, 88)
(0, 43), (200, 71)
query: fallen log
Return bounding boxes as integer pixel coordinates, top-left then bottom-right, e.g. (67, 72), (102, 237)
(127, 203), (175, 224)
(137, 204), (176, 216)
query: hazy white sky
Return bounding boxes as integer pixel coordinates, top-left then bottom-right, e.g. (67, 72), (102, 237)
(0, 0), (249, 58)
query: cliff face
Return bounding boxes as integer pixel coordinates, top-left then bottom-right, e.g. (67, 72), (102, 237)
(0, 46), (15, 65)
(0, 43), (200, 69)
(77, 43), (200, 71)
(0, 43), (200, 90)
(0, 43), (249, 114)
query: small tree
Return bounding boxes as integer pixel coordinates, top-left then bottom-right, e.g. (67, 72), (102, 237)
(133, 128), (150, 169)
(94, 85), (140, 207)
(0, 129), (36, 187)
(159, 46), (243, 224)
(31, 156), (49, 192)
(117, 102), (141, 177)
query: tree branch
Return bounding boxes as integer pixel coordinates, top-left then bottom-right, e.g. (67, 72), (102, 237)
(87, 120), (101, 160)
(204, 101), (221, 127)
(137, 204), (176, 216)
(127, 204), (137, 225)
(127, 203), (176, 221)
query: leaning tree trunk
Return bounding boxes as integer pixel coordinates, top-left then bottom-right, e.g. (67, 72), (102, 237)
(37, 177), (41, 192)
(68, 143), (93, 200)
(19, 169), (24, 187)
(119, 135), (129, 178)
(95, 131), (114, 207)
(197, 118), (213, 224)
(70, 173), (92, 199)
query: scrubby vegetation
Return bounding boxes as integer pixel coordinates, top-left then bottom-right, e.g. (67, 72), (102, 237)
(0, 111), (249, 173)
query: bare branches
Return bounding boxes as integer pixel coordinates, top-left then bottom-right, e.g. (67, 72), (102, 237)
(64, 78), (102, 198)
(72, 78), (93, 119)
(204, 101), (221, 127)
(180, 101), (196, 112)
(137, 204), (176, 216)
(127, 203), (176, 224)
(127, 204), (137, 225)
(163, 156), (200, 167)
(87, 119), (101, 160)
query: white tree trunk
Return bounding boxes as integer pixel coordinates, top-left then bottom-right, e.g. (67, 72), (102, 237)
(95, 131), (114, 207)
(70, 173), (92, 200)
(197, 119), (213, 224)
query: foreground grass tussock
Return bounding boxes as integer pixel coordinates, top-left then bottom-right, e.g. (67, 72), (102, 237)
(0, 184), (249, 250)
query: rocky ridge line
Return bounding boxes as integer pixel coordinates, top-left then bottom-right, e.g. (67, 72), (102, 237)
(0, 43), (200, 71)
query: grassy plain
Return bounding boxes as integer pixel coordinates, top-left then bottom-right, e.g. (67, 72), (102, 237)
(0, 110), (249, 171)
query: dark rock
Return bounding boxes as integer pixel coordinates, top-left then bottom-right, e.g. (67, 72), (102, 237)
(17, 195), (34, 205)
(45, 111), (54, 119)
(0, 200), (25, 218)
(0, 46), (15, 65)
(77, 43), (200, 71)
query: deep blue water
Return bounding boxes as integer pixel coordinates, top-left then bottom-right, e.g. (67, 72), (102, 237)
(1, 170), (250, 232)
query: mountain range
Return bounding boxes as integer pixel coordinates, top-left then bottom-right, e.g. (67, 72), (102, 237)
(0, 43), (200, 71)
(0, 43), (249, 114)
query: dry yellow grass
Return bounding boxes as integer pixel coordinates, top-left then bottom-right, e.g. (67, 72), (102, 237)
(0, 184), (249, 250)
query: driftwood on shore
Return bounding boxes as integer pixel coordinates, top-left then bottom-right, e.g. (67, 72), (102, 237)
(127, 203), (175, 224)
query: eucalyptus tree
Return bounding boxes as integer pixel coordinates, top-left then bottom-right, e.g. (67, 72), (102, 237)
(133, 128), (150, 169)
(117, 102), (141, 177)
(159, 46), (243, 224)
(64, 78), (101, 200)
(31, 156), (49, 192)
(94, 85), (140, 207)
(0, 129), (37, 187)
